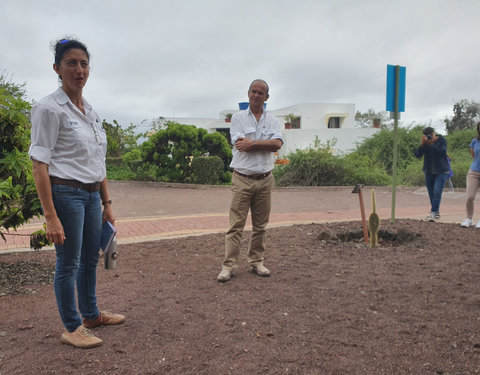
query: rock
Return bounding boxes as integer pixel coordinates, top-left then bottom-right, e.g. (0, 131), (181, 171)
(317, 231), (336, 241)
(18, 325), (34, 331)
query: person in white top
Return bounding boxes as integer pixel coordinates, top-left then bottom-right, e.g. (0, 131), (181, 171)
(217, 79), (283, 282)
(29, 38), (125, 349)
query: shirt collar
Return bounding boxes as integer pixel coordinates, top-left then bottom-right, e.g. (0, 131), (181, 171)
(53, 87), (92, 112)
(247, 107), (266, 120)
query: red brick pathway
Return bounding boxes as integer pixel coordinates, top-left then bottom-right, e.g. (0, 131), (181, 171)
(0, 182), (469, 252)
(0, 205), (466, 252)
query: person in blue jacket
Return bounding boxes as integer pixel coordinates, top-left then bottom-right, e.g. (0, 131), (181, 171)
(414, 127), (449, 221)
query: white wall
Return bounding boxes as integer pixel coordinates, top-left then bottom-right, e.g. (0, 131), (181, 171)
(159, 102), (379, 155)
(272, 103), (356, 130)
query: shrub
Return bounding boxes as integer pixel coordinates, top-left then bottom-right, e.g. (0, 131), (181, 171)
(106, 156), (123, 166)
(106, 164), (137, 181)
(135, 163), (163, 182)
(352, 126), (423, 173)
(341, 154), (391, 186)
(102, 120), (140, 158)
(448, 155), (470, 189)
(0, 76), (42, 238)
(274, 147), (346, 186)
(140, 122), (231, 183)
(221, 171), (232, 184)
(191, 156), (224, 185)
(122, 149), (142, 164)
(201, 132), (232, 167)
(398, 158), (424, 186)
(446, 128), (477, 151)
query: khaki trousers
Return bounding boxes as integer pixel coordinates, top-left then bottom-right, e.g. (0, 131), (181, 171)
(465, 169), (480, 219)
(223, 172), (274, 270)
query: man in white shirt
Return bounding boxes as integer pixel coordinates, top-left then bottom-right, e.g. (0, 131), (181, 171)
(217, 79), (283, 282)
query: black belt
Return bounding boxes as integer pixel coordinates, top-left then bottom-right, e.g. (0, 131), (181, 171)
(234, 170), (271, 180)
(50, 176), (101, 192)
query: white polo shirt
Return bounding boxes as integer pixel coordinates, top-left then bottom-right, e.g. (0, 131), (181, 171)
(29, 87), (107, 183)
(229, 108), (283, 175)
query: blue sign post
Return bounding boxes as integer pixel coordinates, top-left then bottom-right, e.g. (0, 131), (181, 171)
(386, 65), (406, 112)
(386, 64), (406, 223)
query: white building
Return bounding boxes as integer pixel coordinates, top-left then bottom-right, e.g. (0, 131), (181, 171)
(162, 102), (380, 156)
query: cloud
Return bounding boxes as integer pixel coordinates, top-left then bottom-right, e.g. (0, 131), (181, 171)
(1, 0), (479, 129)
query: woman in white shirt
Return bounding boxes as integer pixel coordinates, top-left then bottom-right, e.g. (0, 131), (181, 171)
(29, 38), (125, 349)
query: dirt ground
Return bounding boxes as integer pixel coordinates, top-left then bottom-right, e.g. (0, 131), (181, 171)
(1, 219), (480, 375)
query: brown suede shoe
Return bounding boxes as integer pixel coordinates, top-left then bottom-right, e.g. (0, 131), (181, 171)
(83, 311), (126, 329)
(61, 326), (103, 349)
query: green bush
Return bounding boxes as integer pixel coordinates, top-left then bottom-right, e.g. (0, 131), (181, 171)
(122, 149), (142, 164)
(102, 119), (140, 158)
(398, 158), (424, 186)
(191, 156), (224, 185)
(352, 126), (423, 173)
(446, 128), (477, 151)
(341, 154), (391, 186)
(449, 157), (470, 189)
(106, 164), (137, 181)
(202, 132), (232, 168)
(274, 147), (391, 187)
(108, 123), (479, 187)
(140, 122), (231, 183)
(136, 163), (163, 182)
(398, 151), (470, 188)
(221, 171), (232, 184)
(106, 156), (123, 166)
(0, 76), (42, 237)
(274, 147), (347, 186)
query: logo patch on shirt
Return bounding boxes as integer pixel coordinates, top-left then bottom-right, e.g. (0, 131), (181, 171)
(68, 120), (80, 127)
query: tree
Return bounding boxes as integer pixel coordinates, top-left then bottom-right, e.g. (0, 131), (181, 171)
(102, 119), (140, 158)
(444, 99), (480, 133)
(355, 108), (392, 128)
(140, 121), (232, 183)
(201, 132), (232, 168)
(0, 74), (43, 242)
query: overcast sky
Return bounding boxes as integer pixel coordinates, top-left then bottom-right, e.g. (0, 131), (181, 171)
(1, 0), (479, 132)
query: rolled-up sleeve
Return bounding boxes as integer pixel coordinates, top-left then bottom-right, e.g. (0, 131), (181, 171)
(229, 114), (245, 145)
(28, 104), (60, 165)
(270, 119), (283, 144)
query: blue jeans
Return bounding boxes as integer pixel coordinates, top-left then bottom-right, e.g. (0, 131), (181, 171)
(52, 184), (102, 332)
(424, 172), (449, 214)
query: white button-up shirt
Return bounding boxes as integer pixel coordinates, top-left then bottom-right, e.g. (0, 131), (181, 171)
(229, 108), (283, 175)
(29, 87), (107, 183)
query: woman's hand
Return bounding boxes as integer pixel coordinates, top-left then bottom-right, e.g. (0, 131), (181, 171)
(102, 204), (116, 225)
(45, 215), (66, 245)
(99, 179), (115, 225)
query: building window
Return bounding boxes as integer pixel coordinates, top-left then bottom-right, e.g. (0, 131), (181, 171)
(328, 117), (340, 128)
(291, 117), (301, 129)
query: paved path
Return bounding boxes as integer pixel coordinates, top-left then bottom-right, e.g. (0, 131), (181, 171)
(0, 181), (472, 253)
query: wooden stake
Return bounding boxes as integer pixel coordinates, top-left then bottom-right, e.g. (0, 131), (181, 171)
(357, 188), (369, 244)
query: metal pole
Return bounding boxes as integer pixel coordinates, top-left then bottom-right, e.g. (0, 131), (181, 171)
(391, 65), (400, 223)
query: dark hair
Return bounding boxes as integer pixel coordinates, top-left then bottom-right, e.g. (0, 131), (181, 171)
(249, 79), (269, 95)
(477, 121), (480, 140)
(422, 127), (435, 136)
(53, 38), (90, 66)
